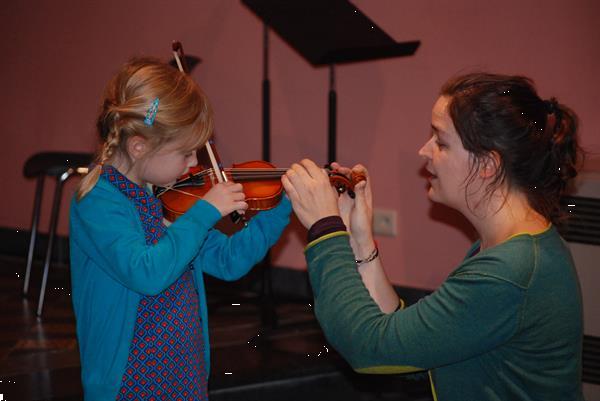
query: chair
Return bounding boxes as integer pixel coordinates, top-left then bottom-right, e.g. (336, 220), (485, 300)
(22, 151), (93, 316)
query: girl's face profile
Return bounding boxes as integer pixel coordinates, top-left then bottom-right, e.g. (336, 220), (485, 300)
(138, 138), (199, 187)
(418, 96), (475, 212)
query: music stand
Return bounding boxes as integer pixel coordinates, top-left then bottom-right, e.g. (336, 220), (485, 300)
(242, 0), (420, 162)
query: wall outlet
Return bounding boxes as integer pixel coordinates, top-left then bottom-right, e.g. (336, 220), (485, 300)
(373, 208), (397, 237)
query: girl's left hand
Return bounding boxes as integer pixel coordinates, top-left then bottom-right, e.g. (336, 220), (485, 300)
(282, 159), (340, 229)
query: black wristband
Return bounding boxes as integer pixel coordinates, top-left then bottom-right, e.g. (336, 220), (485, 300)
(307, 216), (346, 243)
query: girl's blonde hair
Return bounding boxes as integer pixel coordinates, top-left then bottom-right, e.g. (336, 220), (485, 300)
(76, 57), (213, 200)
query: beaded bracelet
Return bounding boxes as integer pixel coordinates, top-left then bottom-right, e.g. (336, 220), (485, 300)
(355, 245), (379, 266)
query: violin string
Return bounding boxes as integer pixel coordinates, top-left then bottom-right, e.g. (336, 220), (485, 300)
(161, 187), (204, 199)
(179, 168), (287, 184)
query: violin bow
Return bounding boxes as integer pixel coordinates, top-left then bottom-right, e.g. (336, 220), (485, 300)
(171, 41), (245, 224)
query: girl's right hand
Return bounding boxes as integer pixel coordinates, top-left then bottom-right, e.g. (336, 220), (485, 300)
(202, 182), (248, 217)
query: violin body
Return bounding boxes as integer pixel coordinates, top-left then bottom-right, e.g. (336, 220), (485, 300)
(157, 160), (284, 222)
(232, 161), (284, 210)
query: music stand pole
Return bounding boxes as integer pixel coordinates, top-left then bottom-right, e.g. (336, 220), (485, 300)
(328, 64), (336, 164)
(261, 23), (278, 328)
(263, 23), (271, 162)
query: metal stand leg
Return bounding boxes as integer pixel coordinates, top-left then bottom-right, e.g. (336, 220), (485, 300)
(37, 172), (70, 317)
(259, 251), (278, 328)
(23, 176), (45, 296)
(259, 25), (278, 329)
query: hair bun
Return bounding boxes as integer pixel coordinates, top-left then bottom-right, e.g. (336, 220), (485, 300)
(544, 98), (558, 115)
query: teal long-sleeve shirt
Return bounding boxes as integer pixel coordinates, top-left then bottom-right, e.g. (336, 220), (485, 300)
(70, 177), (291, 401)
(305, 227), (583, 401)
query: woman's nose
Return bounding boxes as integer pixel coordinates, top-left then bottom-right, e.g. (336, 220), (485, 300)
(418, 139), (431, 159)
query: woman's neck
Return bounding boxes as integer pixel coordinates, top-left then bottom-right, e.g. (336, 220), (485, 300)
(467, 190), (549, 251)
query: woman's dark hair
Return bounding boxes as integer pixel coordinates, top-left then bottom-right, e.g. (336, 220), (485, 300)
(440, 72), (581, 224)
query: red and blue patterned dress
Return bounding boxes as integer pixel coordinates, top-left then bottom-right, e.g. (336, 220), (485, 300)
(102, 166), (209, 401)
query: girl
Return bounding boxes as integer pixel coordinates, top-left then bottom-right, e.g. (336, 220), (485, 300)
(282, 73), (583, 400)
(70, 58), (291, 401)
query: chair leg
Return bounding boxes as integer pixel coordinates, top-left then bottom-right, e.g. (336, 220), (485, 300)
(37, 172), (70, 317)
(23, 176), (45, 296)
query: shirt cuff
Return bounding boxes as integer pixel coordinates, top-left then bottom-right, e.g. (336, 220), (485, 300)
(307, 216), (347, 243)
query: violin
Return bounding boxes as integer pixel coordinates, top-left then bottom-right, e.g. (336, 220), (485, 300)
(155, 161), (366, 222)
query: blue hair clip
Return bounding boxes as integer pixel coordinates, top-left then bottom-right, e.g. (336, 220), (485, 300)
(144, 97), (160, 126)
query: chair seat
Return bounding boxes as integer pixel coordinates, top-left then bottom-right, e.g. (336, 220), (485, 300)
(23, 152), (94, 178)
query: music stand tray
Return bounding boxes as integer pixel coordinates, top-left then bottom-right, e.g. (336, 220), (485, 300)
(241, 0), (420, 66)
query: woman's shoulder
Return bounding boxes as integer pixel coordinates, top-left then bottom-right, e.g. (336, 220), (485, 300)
(455, 228), (563, 289)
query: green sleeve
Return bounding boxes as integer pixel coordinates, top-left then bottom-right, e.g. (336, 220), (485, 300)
(306, 235), (524, 373)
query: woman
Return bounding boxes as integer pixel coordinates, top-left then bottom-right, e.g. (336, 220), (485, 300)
(282, 73), (583, 400)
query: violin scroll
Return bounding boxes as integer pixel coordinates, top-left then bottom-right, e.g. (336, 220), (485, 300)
(325, 165), (366, 199)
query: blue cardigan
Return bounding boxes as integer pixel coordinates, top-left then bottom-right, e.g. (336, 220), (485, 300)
(69, 177), (291, 401)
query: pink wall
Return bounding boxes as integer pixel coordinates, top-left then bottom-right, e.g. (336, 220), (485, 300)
(2, 0), (598, 290)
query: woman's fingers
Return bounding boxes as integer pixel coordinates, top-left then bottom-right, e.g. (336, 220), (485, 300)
(283, 159), (341, 229)
(281, 175), (299, 201)
(300, 159), (329, 181)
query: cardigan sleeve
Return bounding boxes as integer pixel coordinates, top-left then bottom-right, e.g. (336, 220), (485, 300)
(70, 184), (221, 295)
(305, 235), (525, 373)
(194, 196), (292, 281)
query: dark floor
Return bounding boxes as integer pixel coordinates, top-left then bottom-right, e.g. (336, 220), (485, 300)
(0, 255), (433, 401)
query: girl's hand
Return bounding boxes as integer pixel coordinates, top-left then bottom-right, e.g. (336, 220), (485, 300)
(330, 162), (374, 249)
(202, 182), (248, 217)
(282, 159), (340, 229)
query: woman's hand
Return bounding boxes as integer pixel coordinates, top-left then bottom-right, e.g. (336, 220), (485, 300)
(282, 159), (340, 229)
(203, 182), (248, 217)
(331, 163), (375, 254)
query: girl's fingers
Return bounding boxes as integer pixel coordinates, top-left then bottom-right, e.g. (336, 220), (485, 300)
(231, 183), (244, 192)
(233, 191), (246, 201)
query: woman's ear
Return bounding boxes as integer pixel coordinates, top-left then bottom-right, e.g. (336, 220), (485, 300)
(127, 135), (148, 161)
(480, 151), (501, 179)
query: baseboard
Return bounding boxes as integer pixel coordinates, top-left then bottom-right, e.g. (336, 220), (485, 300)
(0, 226), (70, 265)
(205, 260), (431, 306)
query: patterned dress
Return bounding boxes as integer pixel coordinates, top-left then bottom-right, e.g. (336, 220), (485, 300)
(102, 166), (209, 401)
